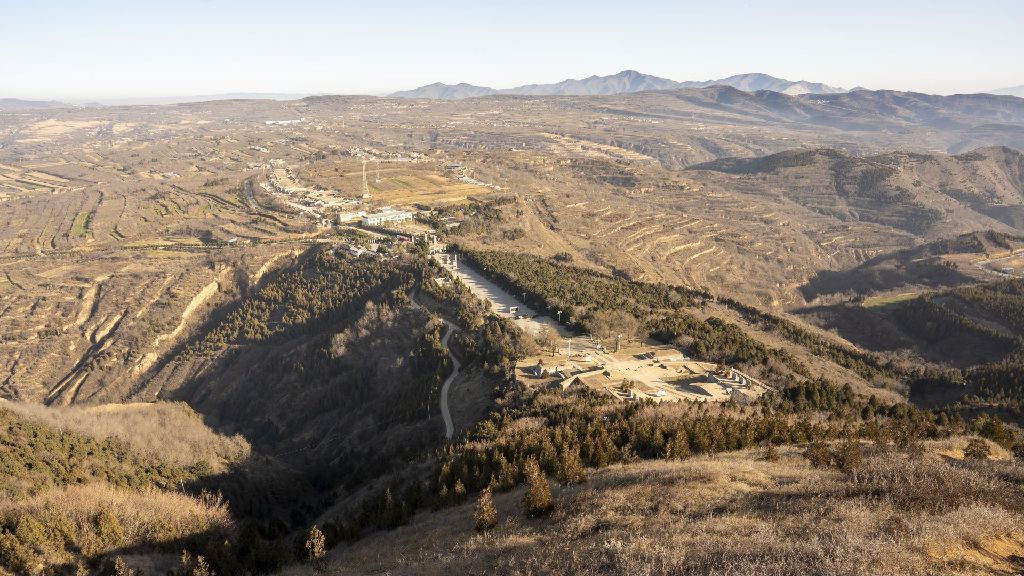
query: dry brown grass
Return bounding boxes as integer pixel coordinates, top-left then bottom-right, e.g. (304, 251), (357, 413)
(1, 400), (249, 470)
(281, 445), (1024, 576)
(0, 483), (232, 571)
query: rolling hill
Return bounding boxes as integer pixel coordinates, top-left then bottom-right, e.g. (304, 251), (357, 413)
(389, 83), (498, 100)
(689, 146), (1024, 238)
(285, 446), (1024, 576)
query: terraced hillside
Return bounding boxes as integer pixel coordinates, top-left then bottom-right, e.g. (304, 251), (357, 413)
(1, 87), (1024, 574)
(800, 231), (1024, 301)
(448, 147), (1024, 308)
(3, 90), (1021, 402)
(691, 146), (1024, 238)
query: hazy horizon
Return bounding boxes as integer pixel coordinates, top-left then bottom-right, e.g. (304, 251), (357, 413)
(2, 0), (1022, 100)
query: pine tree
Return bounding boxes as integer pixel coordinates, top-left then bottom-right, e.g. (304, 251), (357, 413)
(192, 556), (213, 576)
(593, 441), (609, 468)
(497, 454), (517, 489)
(474, 487), (498, 532)
(557, 444), (587, 485)
(522, 458), (554, 517)
(666, 429), (691, 460)
(540, 438), (558, 471)
(94, 508), (125, 550)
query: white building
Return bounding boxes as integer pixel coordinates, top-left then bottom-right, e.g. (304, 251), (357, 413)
(336, 210), (367, 224)
(361, 210), (413, 227)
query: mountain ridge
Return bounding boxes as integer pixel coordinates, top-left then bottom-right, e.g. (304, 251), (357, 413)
(0, 97), (68, 110)
(991, 85), (1024, 98)
(390, 69), (847, 99)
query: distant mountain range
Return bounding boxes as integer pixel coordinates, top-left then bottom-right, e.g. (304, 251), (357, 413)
(5, 76), (1021, 108)
(390, 70), (848, 99)
(991, 85), (1024, 98)
(77, 93), (310, 106)
(0, 98), (68, 111)
(0, 94), (311, 110)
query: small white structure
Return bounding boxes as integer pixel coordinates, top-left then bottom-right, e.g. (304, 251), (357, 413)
(336, 210), (367, 224)
(362, 210), (413, 226)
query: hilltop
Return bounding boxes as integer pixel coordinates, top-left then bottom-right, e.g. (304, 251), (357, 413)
(389, 83), (498, 100)
(676, 71), (845, 95)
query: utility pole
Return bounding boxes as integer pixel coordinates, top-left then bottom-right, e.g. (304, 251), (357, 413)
(556, 310), (562, 324)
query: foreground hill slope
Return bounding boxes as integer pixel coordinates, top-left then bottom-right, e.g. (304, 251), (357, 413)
(285, 446), (1024, 576)
(0, 402), (241, 573)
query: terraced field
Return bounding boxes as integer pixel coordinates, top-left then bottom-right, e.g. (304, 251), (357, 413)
(1, 89), (1023, 403)
(296, 161), (490, 206)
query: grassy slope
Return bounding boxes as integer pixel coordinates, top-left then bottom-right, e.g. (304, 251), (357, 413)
(286, 445), (1024, 576)
(0, 403), (241, 573)
(0, 400), (249, 470)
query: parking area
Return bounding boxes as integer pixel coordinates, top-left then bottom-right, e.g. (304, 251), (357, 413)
(517, 342), (770, 404)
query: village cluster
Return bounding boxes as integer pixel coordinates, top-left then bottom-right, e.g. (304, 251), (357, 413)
(253, 144), (771, 408)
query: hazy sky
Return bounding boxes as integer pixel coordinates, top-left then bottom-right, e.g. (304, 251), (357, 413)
(3, 0), (1021, 100)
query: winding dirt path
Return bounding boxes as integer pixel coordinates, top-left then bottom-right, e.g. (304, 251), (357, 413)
(408, 291), (459, 439)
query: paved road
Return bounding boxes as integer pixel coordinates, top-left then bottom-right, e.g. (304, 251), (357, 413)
(438, 323), (459, 439)
(432, 253), (569, 338)
(973, 249), (1024, 279)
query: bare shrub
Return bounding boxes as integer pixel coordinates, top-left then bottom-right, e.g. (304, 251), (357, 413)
(0, 483), (232, 567)
(3, 401), (250, 470)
